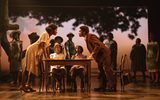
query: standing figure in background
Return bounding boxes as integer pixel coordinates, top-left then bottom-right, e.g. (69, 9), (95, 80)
(9, 30), (23, 85)
(147, 34), (159, 84)
(64, 32), (76, 59)
(64, 32), (76, 89)
(28, 32), (40, 44)
(70, 45), (87, 92)
(130, 38), (146, 82)
(78, 26), (116, 92)
(104, 33), (117, 70)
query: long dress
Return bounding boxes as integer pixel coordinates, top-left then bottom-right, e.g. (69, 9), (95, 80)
(147, 41), (159, 72)
(24, 32), (50, 76)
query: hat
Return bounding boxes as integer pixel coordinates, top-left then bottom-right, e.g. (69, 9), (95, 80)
(10, 30), (21, 38)
(28, 32), (39, 39)
(54, 36), (63, 43)
(28, 32), (40, 44)
(67, 32), (74, 37)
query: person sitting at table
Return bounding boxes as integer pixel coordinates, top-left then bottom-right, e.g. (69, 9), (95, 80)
(50, 43), (66, 92)
(70, 45), (87, 92)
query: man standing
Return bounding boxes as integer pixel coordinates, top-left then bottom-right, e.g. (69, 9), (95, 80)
(104, 33), (118, 70)
(64, 32), (76, 89)
(78, 26), (116, 92)
(130, 38), (146, 82)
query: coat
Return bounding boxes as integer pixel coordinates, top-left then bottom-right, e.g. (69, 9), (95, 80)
(85, 33), (115, 87)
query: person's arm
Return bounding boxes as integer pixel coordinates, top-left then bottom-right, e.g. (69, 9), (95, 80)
(39, 42), (49, 59)
(65, 42), (71, 59)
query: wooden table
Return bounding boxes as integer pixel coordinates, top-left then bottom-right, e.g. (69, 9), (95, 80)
(43, 59), (92, 93)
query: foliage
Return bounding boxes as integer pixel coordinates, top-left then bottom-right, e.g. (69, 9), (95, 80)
(9, 6), (148, 39)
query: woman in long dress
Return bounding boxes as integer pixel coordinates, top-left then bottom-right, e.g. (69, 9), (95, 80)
(20, 24), (58, 92)
(147, 34), (159, 83)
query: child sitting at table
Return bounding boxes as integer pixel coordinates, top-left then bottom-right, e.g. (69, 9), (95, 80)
(70, 45), (87, 92)
(50, 43), (66, 92)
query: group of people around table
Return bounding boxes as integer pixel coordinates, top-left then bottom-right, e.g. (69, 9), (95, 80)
(8, 24), (116, 93)
(8, 23), (160, 93)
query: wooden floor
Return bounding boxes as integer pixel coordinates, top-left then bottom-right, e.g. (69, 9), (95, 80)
(0, 75), (160, 100)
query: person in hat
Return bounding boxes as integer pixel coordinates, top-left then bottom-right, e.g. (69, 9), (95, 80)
(28, 32), (40, 44)
(64, 32), (76, 89)
(20, 24), (58, 92)
(9, 30), (23, 85)
(54, 36), (63, 44)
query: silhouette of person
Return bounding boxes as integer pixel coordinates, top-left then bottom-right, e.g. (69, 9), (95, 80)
(130, 38), (146, 82)
(9, 30), (23, 85)
(104, 33), (118, 70)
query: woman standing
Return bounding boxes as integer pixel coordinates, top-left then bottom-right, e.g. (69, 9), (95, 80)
(147, 33), (159, 84)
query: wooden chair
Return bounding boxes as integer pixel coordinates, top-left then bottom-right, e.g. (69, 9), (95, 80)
(39, 62), (53, 92)
(113, 54), (128, 91)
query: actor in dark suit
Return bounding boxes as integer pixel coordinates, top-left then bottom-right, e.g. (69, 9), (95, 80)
(78, 26), (116, 92)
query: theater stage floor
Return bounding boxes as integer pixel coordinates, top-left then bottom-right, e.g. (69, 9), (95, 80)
(0, 75), (160, 100)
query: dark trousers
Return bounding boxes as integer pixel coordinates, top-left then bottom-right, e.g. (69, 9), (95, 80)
(71, 68), (85, 91)
(97, 63), (107, 88)
(65, 65), (72, 88)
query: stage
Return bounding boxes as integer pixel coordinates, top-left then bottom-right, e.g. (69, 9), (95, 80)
(0, 75), (160, 100)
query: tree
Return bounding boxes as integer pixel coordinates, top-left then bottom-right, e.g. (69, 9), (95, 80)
(9, 6), (148, 39)
(1, 0), (148, 58)
(0, 0), (19, 57)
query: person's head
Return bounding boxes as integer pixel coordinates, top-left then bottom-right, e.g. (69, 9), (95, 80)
(54, 43), (63, 54)
(54, 36), (63, 44)
(136, 38), (141, 44)
(75, 45), (83, 54)
(79, 26), (89, 37)
(107, 32), (114, 41)
(28, 32), (40, 44)
(45, 24), (57, 36)
(50, 39), (55, 45)
(10, 30), (21, 40)
(67, 32), (74, 40)
(149, 33), (155, 42)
